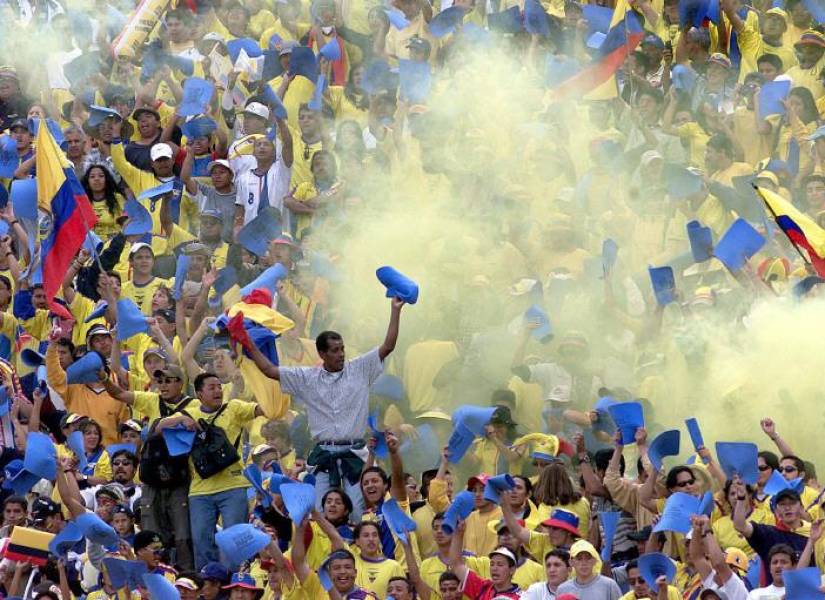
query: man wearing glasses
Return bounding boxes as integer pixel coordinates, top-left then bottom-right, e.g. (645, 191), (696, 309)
(102, 363), (197, 570)
(81, 449), (142, 513)
(134, 530), (178, 582)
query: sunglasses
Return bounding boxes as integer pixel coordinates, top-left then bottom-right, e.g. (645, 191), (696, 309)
(674, 479), (696, 488)
(780, 466), (798, 473)
(758, 464), (771, 471)
(112, 459), (133, 467)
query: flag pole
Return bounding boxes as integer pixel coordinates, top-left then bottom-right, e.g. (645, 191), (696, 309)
(753, 183), (813, 267)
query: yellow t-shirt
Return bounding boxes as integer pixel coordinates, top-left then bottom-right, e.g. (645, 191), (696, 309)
(90, 194), (125, 240)
(760, 40), (798, 72)
(132, 391), (200, 424)
(327, 86), (368, 127)
(786, 57), (825, 101)
(711, 505), (775, 558)
(186, 399), (258, 496)
(290, 127), (323, 189)
(464, 507), (503, 557)
(420, 554), (488, 600)
(121, 277), (172, 316)
(675, 122), (710, 168)
(620, 587), (682, 600)
(353, 551), (406, 598)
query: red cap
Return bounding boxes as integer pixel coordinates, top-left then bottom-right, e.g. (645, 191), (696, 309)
(467, 473), (491, 489)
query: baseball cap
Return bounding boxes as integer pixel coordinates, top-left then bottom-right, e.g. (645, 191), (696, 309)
(60, 413), (87, 428)
(223, 573), (263, 591)
(119, 419), (143, 434)
(244, 102), (270, 120)
(569, 539), (600, 561)
(252, 444), (277, 458)
(182, 241), (212, 258)
(175, 578), (200, 591)
(86, 324), (112, 340)
(541, 509), (582, 537)
(489, 547), (517, 566)
(142, 347), (167, 362)
(627, 525), (652, 541)
(200, 209), (223, 220)
(765, 7), (787, 20)
(202, 32), (226, 44)
(154, 364), (185, 380)
(129, 242), (154, 256)
(406, 36), (432, 54)
(556, 595), (579, 600)
(641, 33), (665, 48)
(755, 170), (779, 186)
(795, 30), (825, 48)
(724, 547), (748, 572)
(133, 106), (161, 121)
(96, 483), (126, 504)
(707, 53), (732, 69)
(467, 473), (491, 489)
(31, 498), (62, 522)
(0, 66), (18, 80)
(150, 143), (174, 161)
(134, 530), (164, 552)
(113, 504), (134, 519)
(772, 488), (802, 508)
(200, 562), (231, 584)
(207, 159), (234, 177)
(9, 118), (28, 132)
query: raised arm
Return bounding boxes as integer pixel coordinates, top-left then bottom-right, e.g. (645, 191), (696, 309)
(98, 369), (135, 405)
(760, 418), (795, 458)
(378, 298), (404, 361)
(276, 117), (293, 168)
(387, 431), (408, 502)
(688, 515), (713, 580)
(798, 519), (823, 568)
(245, 336), (281, 379)
(181, 317), (212, 379)
(311, 508), (347, 551)
(732, 496), (754, 538)
(500, 494), (532, 546)
(400, 534), (430, 600)
(291, 518), (312, 583)
(447, 519), (468, 581)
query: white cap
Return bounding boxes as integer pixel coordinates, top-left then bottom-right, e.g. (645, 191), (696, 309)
(207, 159), (235, 177)
(150, 143), (174, 161)
(202, 32), (226, 44)
(489, 547), (517, 565)
(129, 242), (154, 256)
(244, 102), (270, 120)
(279, 40), (299, 56)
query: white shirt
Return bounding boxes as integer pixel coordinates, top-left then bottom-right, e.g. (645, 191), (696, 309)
(279, 347), (384, 441)
(524, 581), (558, 600)
(748, 584), (784, 599)
(701, 570), (750, 600)
(234, 158), (292, 231)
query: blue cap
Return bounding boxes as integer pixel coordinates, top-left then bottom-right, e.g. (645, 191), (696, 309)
(200, 562), (231, 584)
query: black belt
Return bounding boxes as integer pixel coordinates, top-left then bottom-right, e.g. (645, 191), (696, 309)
(316, 439), (362, 446)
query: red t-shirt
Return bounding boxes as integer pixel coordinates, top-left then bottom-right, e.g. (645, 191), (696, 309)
(462, 569), (522, 600)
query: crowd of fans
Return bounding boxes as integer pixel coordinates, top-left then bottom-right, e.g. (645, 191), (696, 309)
(0, 0), (824, 598)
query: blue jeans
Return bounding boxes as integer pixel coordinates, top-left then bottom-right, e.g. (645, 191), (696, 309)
(189, 487), (249, 570)
(312, 444), (366, 521)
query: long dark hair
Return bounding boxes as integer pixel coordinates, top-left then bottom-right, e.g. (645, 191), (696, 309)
(81, 165), (119, 217)
(789, 86), (820, 125)
(344, 66), (368, 110)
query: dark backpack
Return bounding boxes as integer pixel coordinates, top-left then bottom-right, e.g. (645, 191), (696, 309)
(188, 403), (241, 479)
(139, 396), (194, 488)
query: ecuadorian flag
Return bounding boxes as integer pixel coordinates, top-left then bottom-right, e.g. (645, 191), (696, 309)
(756, 185), (825, 277)
(554, 0), (644, 100)
(35, 116), (98, 319)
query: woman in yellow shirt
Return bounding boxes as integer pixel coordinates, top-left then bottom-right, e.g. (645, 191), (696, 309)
(81, 165), (125, 241)
(712, 479), (774, 557)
